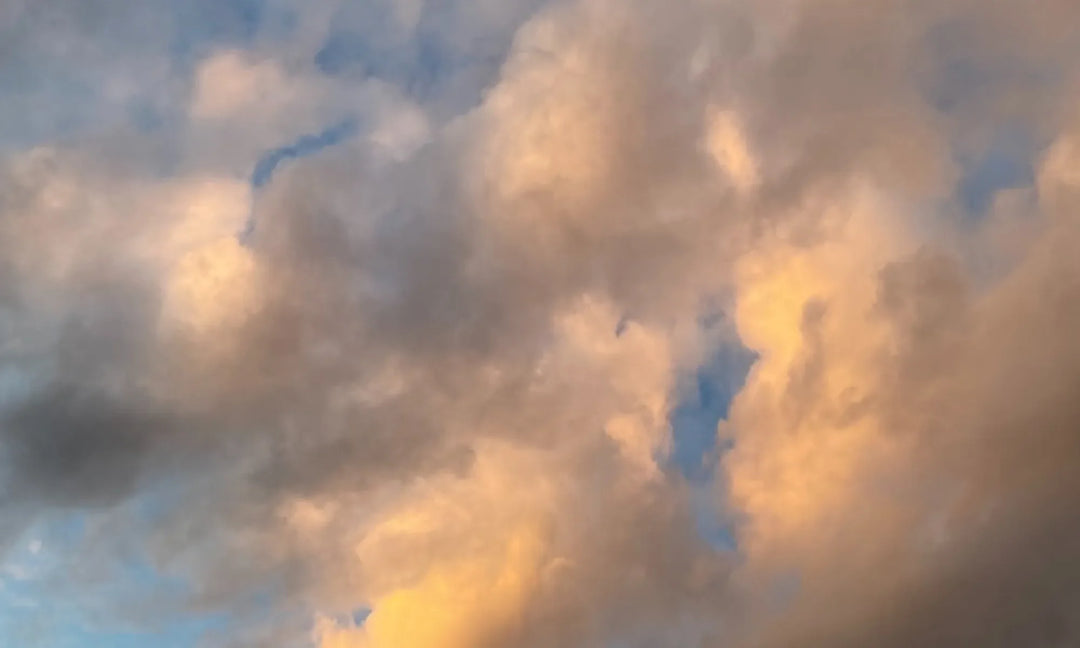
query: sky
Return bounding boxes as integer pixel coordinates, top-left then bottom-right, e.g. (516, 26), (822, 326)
(2, 0), (1080, 646)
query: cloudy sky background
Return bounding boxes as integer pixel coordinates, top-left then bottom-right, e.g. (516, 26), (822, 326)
(2, 0), (1080, 646)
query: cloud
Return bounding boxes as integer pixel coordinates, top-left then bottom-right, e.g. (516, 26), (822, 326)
(2, 0), (1080, 646)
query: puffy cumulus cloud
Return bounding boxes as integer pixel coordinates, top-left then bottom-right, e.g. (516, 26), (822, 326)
(725, 186), (915, 560)
(3, 0), (1080, 647)
(191, 51), (287, 120)
(706, 109), (760, 195)
(311, 443), (559, 648)
(718, 115), (1080, 648)
(280, 294), (722, 646)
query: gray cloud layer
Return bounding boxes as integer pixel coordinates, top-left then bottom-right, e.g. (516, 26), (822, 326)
(1, 0), (1079, 646)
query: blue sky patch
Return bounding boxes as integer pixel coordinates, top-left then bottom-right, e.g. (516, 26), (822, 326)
(668, 343), (756, 483)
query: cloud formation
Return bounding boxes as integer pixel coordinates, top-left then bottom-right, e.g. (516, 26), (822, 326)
(2, 0), (1080, 646)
